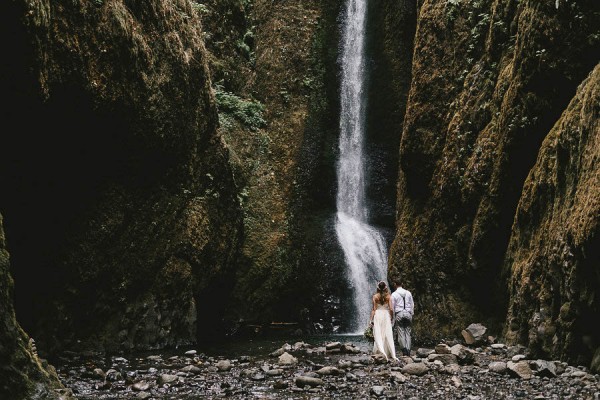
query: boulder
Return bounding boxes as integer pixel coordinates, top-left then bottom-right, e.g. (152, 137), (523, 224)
(427, 353), (458, 365)
(316, 366), (341, 376)
(435, 344), (451, 354)
(402, 362), (429, 376)
(488, 361), (507, 374)
(507, 361), (533, 379)
(216, 360), (231, 371)
(531, 360), (557, 377)
(461, 323), (487, 345)
(278, 352), (298, 365)
(295, 376), (324, 387)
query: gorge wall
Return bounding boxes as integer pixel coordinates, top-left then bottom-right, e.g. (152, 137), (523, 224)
(389, 0), (599, 368)
(0, 0), (242, 356)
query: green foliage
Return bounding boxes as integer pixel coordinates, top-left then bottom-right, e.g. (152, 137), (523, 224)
(191, 2), (209, 14)
(214, 85), (266, 130)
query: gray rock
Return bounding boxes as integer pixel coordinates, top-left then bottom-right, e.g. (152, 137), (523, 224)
(450, 344), (474, 364)
(216, 360), (231, 371)
(184, 350), (197, 356)
(402, 362), (429, 376)
(136, 392), (151, 400)
(507, 361), (533, 379)
(390, 371), (407, 383)
(338, 360), (353, 369)
(491, 343), (506, 349)
(451, 376), (462, 388)
(435, 344), (451, 354)
(325, 342), (341, 350)
(317, 366), (341, 375)
(273, 380), (288, 389)
(132, 381), (150, 391)
(93, 368), (105, 379)
(266, 369), (283, 376)
(531, 360), (557, 377)
(105, 369), (122, 382)
(512, 354), (527, 362)
(462, 323), (487, 345)
(157, 374), (179, 385)
(278, 352), (298, 365)
(371, 385), (385, 396)
(180, 365), (201, 374)
(416, 348), (434, 358)
(488, 361), (507, 374)
(251, 373), (266, 381)
(346, 372), (357, 381)
(427, 353), (458, 365)
(146, 355), (162, 362)
(295, 376), (324, 387)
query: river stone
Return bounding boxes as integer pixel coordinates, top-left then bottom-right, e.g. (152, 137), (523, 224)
(371, 386), (385, 396)
(273, 380), (288, 389)
(251, 373), (265, 381)
(512, 354), (526, 362)
(105, 369), (122, 381)
(180, 365), (201, 374)
(450, 344), (474, 364)
(278, 352), (297, 365)
(295, 376), (324, 387)
(489, 361), (507, 374)
(416, 348), (434, 358)
(158, 374), (179, 385)
(132, 381), (150, 391)
(507, 361), (533, 379)
(93, 368), (105, 379)
(216, 360), (232, 371)
(435, 344), (451, 354)
(317, 366), (341, 375)
(402, 362), (429, 376)
(451, 376), (462, 388)
(266, 369), (283, 376)
(462, 323), (487, 345)
(427, 353), (458, 365)
(326, 342), (342, 350)
(491, 343), (506, 349)
(531, 360), (557, 377)
(390, 371), (407, 383)
(338, 360), (353, 369)
(136, 392), (151, 400)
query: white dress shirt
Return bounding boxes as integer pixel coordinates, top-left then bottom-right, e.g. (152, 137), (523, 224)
(391, 287), (414, 317)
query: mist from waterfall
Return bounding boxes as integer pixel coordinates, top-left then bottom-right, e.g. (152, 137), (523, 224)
(335, 0), (388, 333)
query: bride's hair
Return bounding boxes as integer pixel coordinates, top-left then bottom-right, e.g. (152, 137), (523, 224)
(376, 281), (389, 305)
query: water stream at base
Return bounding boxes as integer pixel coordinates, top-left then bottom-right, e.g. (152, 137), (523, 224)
(335, 0), (388, 333)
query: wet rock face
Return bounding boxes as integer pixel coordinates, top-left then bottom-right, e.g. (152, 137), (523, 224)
(504, 65), (600, 368)
(0, 215), (66, 399)
(389, 0), (599, 343)
(0, 0), (242, 351)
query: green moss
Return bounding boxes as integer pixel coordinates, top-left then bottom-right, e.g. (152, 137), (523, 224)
(215, 85), (266, 131)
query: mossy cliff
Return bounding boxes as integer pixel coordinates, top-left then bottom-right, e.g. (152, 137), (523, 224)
(199, 0), (352, 328)
(389, 0), (598, 364)
(504, 65), (599, 369)
(0, 0), (242, 352)
(0, 214), (68, 400)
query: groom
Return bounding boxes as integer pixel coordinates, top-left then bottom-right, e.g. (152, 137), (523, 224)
(391, 279), (414, 357)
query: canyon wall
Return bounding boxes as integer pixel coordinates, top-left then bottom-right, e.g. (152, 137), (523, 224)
(389, 0), (599, 366)
(0, 0), (242, 352)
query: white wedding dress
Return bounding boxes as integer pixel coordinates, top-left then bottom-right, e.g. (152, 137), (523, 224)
(372, 303), (397, 360)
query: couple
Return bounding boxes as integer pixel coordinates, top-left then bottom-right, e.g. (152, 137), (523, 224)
(369, 279), (414, 360)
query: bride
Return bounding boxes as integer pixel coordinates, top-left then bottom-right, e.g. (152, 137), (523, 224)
(369, 281), (397, 361)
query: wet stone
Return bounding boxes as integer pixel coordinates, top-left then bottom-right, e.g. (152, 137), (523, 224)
(295, 376), (324, 387)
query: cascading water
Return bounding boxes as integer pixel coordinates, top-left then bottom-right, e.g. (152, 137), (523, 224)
(335, 0), (388, 332)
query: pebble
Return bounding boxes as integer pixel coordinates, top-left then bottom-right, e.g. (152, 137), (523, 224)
(52, 336), (600, 400)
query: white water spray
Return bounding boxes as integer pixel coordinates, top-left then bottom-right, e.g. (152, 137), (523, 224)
(335, 0), (388, 332)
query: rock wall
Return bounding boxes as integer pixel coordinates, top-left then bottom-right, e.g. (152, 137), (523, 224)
(0, 0), (242, 352)
(0, 214), (67, 400)
(389, 0), (599, 347)
(504, 65), (599, 369)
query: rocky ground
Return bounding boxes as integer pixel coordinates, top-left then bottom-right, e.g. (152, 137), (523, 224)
(52, 333), (600, 400)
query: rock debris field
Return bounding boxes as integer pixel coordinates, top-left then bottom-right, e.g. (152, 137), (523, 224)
(55, 337), (600, 399)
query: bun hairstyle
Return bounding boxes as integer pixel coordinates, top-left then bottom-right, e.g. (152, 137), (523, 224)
(377, 281), (389, 305)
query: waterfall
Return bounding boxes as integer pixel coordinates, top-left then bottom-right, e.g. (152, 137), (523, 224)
(335, 0), (388, 333)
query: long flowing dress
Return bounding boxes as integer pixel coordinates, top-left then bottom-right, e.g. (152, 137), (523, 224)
(372, 303), (396, 360)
